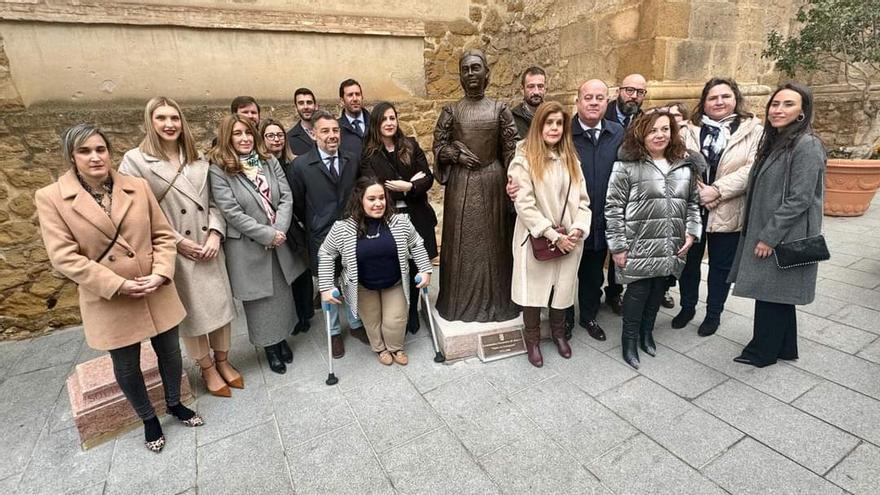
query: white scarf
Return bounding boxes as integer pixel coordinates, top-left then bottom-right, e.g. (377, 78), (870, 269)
(700, 114), (737, 155)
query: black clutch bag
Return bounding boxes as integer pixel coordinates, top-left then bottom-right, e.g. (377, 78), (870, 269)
(774, 234), (830, 269)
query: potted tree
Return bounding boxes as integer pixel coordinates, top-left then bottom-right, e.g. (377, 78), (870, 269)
(764, 0), (880, 216)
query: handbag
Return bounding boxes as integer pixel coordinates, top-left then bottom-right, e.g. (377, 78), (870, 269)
(772, 151), (830, 269)
(525, 179), (572, 261)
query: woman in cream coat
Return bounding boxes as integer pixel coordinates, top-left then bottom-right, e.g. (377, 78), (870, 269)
(508, 101), (591, 368)
(120, 97), (241, 397)
(676, 78), (763, 337)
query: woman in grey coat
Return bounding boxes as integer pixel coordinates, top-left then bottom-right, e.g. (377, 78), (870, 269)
(729, 83), (826, 368)
(605, 111), (704, 369)
(208, 115), (306, 375)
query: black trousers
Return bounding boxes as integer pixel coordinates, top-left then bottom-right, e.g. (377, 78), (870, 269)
(567, 248), (610, 323)
(407, 259), (420, 323)
(739, 300), (798, 366)
(605, 255), (624, 299)
(678, 220), (740, 320)
(621, 277), (667, 340)
(292, 269), (316, 322)
(108, 327), (183, 421)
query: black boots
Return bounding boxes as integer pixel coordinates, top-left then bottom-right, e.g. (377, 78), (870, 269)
(698, 316), (720, 337)
(639, 322), (656, 357)
(264, 344), (286, 374)
(622, 338), (640, 369)
(671, 308), (695, 329)
(279, 339), (293, 363)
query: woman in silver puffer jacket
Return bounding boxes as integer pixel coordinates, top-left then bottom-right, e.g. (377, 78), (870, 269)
(605, 111), (705, 369)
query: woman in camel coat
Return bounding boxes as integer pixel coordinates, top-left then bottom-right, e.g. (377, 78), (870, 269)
(35, 123), (201, 453)
(120, 96), (241, 397)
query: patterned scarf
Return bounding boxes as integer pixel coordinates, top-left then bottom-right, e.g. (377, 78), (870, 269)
(239, 152), (275, 223)
(700, 114), (738, 170)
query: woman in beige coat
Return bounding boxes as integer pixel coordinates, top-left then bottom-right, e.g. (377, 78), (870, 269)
(675, 77), (764, 336)
(509, 101), (592, 368)
(120, 97), (241, 397)
(36, 124), (202, 453)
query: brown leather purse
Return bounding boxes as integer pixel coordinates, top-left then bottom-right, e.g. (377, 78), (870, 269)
(524, 179), (572, 261)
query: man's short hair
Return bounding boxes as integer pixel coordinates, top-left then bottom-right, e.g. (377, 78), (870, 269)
(294, 87), (316, 101)
(311, 109), (337, 126)
(520, 66), (547, 86)
(338, 79), (361, 98)
(230, 96), (260, 114)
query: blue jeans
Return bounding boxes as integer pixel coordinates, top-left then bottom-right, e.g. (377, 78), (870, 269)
(328, 301), (363, 336)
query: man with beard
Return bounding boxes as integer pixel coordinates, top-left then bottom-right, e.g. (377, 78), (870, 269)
(511, 66), (547, 139)
(289, 110), (365, 358)
(287, 87), (319, 155)
(605, 73), (647, 129)
(338, 78), (370, 159)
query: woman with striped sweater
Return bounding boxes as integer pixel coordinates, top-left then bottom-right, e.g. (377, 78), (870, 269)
(318, 177), (433, 365)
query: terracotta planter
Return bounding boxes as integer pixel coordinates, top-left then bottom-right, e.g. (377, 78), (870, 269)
(823, 159), (880, 217)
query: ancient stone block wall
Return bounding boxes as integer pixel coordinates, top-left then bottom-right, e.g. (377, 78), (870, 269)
(0, 0), (873, 338)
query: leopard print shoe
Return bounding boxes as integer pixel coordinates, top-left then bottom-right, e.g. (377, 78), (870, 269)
(145, 435), (166, 453)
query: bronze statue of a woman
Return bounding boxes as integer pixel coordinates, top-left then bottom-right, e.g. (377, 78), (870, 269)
(433, 49), (520, 322)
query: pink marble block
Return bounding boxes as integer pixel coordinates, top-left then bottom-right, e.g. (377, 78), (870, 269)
(67, 342), (193, 450)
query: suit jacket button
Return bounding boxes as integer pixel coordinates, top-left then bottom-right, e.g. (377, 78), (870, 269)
(127, 252), (135, 258)
(201, 226), (208, 231)
(181, 208), (187, 214)
(185, 230), (191, 235)
(108, 255), (116, 262)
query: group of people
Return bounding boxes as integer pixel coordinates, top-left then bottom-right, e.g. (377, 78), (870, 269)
(34, 49), (827, 453)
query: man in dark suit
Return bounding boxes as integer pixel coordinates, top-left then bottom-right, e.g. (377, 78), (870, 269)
(287, 110), (364, 358)
(604, 73), (647, 129)
(511, 66), (547, 139)
(287, 87), (319, 156)
(565, 79), (626, 340)
(337, 78), (371, 159)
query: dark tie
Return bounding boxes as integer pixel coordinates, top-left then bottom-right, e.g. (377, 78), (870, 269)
(352, 119), (363, 137)
(326, 156), (339, 181)
(589, 129), (599, 146)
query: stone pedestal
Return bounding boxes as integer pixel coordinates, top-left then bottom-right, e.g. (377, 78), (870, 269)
(427, 305), (552, 361)
(67, 342), (194, 450)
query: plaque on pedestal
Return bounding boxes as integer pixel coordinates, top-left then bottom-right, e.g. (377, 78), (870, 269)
(67, 342), (194, 450)
(476, 329), (526, 362)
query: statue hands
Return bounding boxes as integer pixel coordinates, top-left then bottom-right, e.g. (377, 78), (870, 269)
(453, 141), (482, 169)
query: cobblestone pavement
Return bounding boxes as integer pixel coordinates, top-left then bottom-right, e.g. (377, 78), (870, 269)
(2, 197), (880, 494)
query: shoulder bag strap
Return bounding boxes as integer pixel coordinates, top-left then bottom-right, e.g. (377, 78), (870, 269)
(94, 227), (121, 263)
(156, 163), (184, 203)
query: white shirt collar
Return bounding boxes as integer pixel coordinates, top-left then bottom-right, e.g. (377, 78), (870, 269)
(578, 118), (602, 132)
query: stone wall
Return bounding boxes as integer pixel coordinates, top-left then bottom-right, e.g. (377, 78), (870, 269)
(1, 0), (874, 339)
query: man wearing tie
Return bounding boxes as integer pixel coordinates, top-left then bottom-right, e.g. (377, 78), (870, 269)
(288, 110), (365, 358)
(337, 79), (371, 159)
(566, 79), (626, 340)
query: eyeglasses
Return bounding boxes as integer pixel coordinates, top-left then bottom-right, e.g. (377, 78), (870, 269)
(621, 87), (647, 97)
(263, 133), (285, 140)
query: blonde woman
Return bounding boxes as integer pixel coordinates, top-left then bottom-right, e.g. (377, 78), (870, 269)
(508, 101), (592, 368)
(120, 97), (241, 397)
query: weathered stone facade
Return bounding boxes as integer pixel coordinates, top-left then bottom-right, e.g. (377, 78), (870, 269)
(0, 0), (873, 338)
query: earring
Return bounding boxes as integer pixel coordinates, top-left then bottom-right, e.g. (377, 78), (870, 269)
(796, 113), (805, 122)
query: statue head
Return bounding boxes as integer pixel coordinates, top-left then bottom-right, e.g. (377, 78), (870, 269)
(459, 49), (490, 98)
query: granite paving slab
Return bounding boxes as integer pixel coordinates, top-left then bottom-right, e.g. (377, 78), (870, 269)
(694, 380), (859, 474)
(848, 257), (880, 275)
(597, 376), (743, 468)
(509, 379), (637, 464)
(16, 425), (115, 495)
(477, 349), (559, 396)
(197, 421), (292, 495)
(788, 339), (880, 400)
(270, 378), (354, 448)
(799, 293), (852, 318)
(704, 437), (845, 494)
(686, 337), (822, 402)
(342, 371), (442, 453)
(818, 263), (880, 289)
(827, 304), (880, 335)
(826, 442), (880, 495)
(587, 434), (727, 495)
(287, 423), (393, 495)
(12, 327), (83, 375)
(478, 428), (610, 495)
(792, 381), (880, 445)
(380, 427), (500, 495)
(796, 311), (877, 354)
(855, 338), (880, 364)
(606, 343), (728, 399)
(397, 332), (479, 394)
(547, 338), (638, 396)
(424, 375), (536, 458)
(194, 376), (274, 447)
(816, 279), (880, 311)
(258, 334), (332, 391)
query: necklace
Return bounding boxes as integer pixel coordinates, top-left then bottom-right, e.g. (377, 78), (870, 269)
(365, 229), (381, 240)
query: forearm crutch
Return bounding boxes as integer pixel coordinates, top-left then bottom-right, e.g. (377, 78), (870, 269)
(323, 288), (340, 385)
(414, 275), (445, 363)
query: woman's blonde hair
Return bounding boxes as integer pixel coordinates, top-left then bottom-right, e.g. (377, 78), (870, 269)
(523, 101), (581, 183)
(139, 96), (199, 164)
(207, 114), (270, 174)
